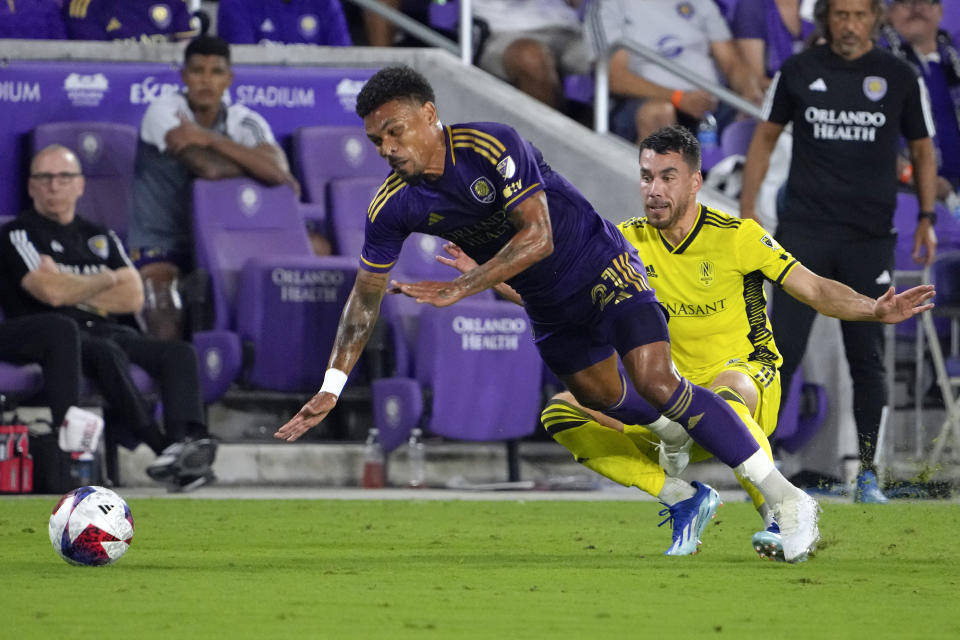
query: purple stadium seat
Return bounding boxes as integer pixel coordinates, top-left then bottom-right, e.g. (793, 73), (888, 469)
(32, 122), (138, 242)
(327, 176), (383, 257)
(942, 1), (960, 42)
(193, 178), (360, 392)
(774, 366), (827, 454)
(720, 118), (757, 159)
(372, 298), (541, 475)
(0, 361), (43, 398)
(292, 126), (387, 222)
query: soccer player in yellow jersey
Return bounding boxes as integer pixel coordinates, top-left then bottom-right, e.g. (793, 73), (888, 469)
(440, 125), (934, 561)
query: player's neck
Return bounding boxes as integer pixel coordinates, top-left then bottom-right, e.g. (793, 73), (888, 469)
(422, 124), (447, 180)
(189, 102), (221, 129)
(661, 204), (700, 246)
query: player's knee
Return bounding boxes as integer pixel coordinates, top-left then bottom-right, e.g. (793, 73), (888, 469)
(540, 397), (590, 438)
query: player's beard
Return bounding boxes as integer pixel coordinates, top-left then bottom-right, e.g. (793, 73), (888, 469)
(645, 194), (687, 228)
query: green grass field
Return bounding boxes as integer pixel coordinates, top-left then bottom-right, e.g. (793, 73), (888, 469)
(2, 497), (959, 639)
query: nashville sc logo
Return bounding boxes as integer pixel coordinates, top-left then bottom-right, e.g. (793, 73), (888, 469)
(698, 260), (715, 287)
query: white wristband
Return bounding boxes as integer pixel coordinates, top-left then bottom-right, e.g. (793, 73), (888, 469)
(319, 368), (348, 397)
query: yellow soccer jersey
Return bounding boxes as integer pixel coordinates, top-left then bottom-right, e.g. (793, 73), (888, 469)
(618, 204), (800, 380)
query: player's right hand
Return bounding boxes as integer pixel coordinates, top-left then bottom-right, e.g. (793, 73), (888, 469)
(274, 392), (337, 442)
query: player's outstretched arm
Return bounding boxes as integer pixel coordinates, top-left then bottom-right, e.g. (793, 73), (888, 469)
(275, 269), (390, 442)
(390, 193), (553, 307)
(433, 242), (523, 305)
(783, 263), (935, 323)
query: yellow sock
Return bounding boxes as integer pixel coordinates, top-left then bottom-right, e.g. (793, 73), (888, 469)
(541, 400), (666, 496)
(715, 386), (774, 510)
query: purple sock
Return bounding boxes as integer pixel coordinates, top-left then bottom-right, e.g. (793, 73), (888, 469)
(602, 372), (661, 425)
(659, 378), (760, 467)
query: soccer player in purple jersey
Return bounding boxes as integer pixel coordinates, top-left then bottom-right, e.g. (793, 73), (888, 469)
(275, 65), (819, 561)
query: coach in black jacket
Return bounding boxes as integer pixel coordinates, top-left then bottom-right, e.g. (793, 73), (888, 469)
(0, 144), (216, 491)
(739, 0), (938, 503)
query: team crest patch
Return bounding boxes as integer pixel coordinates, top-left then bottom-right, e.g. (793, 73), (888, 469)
(863, 76), (887, 102)
(676, 2), (695, 19)
(698, 260), (715, 287)
(299, 14), (319, 37)
(496, 156), (516, 179)
(150, 5), (171, 29)
(759, 234), (780, 250)
(88, 235), (109, 260)
(470, 177), (496, 203)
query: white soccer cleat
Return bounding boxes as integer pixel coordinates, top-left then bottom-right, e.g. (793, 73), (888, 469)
(774, 490), (821, 563)
(658, 437), (693, 477)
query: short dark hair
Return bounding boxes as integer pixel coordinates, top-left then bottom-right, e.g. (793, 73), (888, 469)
(355, 65), (436, 119)
(813, 0), (884, 43)
(639, 125), (701, 172)
(184, 35), (231, 65)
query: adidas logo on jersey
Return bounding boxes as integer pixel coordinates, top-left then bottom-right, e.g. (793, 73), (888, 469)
(260, 19), (275, 32)
(808, 78), (827, 92)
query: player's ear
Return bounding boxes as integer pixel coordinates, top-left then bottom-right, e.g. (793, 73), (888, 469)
(692, 168), (703, 194)
(422, 100), (438, 126)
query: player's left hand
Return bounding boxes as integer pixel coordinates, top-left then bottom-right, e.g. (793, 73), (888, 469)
(436, 242), (478, 275)
(874, 284), (936, 323)
(388, 279), (466, 307)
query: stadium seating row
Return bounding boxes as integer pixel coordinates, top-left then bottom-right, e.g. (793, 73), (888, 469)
(0, 121), (545, 479)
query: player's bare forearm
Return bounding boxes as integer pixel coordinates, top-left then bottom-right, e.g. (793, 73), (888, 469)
(208, 139), (293, 186)
(453, 194), (553, 296)
(785, 264), (935, 322)
(178, 146), (245, 180)
(908, 137), (938, 214)
(740, 121), (782, 220)
(327, 270), (389, 372)
(274, 271), (388, 442)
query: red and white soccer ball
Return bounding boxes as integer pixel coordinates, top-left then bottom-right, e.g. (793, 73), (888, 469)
(49, 486), (134, 566)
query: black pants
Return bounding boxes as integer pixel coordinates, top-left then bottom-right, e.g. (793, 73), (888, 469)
(80, 321), (206, 454)
(771, 228), (896, 468)
(0, 314), (81, 426)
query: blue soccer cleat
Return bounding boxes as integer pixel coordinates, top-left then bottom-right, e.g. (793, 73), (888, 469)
(752, 522), (792, 563)
(854, 470), (889, 504)
(659, 481), (722, 556)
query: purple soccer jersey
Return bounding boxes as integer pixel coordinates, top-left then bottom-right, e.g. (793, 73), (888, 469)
(0, 0), (66, 39)
(217, 0), (352, 46)
(360, 121), (653, 309)
(64, 0), (196, 42)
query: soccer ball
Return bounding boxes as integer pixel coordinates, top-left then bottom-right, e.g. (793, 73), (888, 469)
(48, 486), (134, 566)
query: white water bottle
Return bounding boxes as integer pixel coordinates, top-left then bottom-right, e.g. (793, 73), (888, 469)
(407, 428), (425, 489)
(697, 112), (718, 149)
